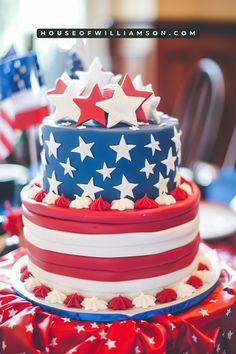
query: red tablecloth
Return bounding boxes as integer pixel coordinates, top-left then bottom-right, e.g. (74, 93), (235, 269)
(0, 247), (236, 354)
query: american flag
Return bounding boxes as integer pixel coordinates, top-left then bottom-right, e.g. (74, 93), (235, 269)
(0, 52), (48, 161)
(66, 42), (85, 79)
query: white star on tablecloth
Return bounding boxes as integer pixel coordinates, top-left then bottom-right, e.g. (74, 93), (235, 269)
(77, 177), (103, 200)
(77, 57), (113, 96)
(75, 325), (85, 333)
(96, 85), (144, 128)
(105, 339), (116, 349)
(170, 323), (176, 330)
(154, 173), (169, 194)
(216, 344), (221, 353)
(226, 308), (231, 316)
(227, 330), (234, 340)
(192, 334), (198, 343)
(48, 83), (83, 122)
(145, 134), (161, 156)
(90, 322), (99, 329)
(199, 308), (209, 317)
(114, 175), (138, 199)
(8, 309), (17, 317)
(161, 147), (177, 175)
(48, 171), (62, 194)
(86, 336), (96, 342)
(50, 337), (58, 347)
(8, 320), (17, 328)
(62, 317), (71, 323)
(171, 126), (182, 151)
(2, 341), (6, 351)
(72, 136), (94, 162)
(96, 162), (115, 181)
(134, 346), (141, 354)
(25, 323), (34, 333)
(60, 158), (76, 177)
(99, 329), (107, 340)
(45, 132), (61, 159)
(147, 337), (155, 344)
(110, 135), (135, 162)
(140, 159), (156, 179)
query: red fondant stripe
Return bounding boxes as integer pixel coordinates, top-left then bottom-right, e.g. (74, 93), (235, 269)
(26, 235), (200, 281)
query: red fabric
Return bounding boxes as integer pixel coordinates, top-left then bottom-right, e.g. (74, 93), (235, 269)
(13, 105), (49, 130)
(25, 234), (200, 281)
(0, 248), (236, 353)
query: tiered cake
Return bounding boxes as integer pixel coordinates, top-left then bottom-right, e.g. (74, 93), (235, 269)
(17, 58), (219, 320)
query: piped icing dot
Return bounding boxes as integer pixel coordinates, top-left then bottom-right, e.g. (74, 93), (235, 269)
(170, 187), (188, 201)
(156, 288), (177, 303)
(42, 192), (58, 205)
(186, 275), (203, 289)
(198, 262), (209, 271)
(33, 285), (51, 298)
(55, 195), (71, 208)
(155, 193), (176, 205)
(134, 194), (159, 209)
(45, 289), (66, 304)
(64, 293), (84, 308)
(111, 198), (134, 211)
(34, 190), (47, 202)
(108, 295), (134, 310)
(69, 196), (92, 209)
(81, 297), (107, 311)
(89, 196), (111, 211)
(175, 283), (195, 299)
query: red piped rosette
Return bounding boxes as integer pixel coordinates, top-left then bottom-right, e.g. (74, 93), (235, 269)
(89, 196), (111, 211)
(186, 275), (203, 289)
(64, 293), (84, 308)
(21, 182), (200, 235)
(156, 288), (177, 303)
(33, 285), (51, 299)
(171, 187), (188, 201)
(55, 195), (70, 208)
(108, 296), (134, 310)
(134, 195), (159, 209)
(198, 262), (209, 271)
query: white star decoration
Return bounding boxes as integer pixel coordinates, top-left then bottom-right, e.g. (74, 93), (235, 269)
(105, 339), (116, 350)
(114, 175), (138, 199)
(48, 83), (83, 122)
(60, 158), (76, 177)
(77, 177), (103, 200)
(199, 308), (209, 317)
(75, 325), (85, 333)
(77, 57), (113, 96)
(161, 147), (177, 175)
(8, 320), (17, 329)
(96, 85), (144, 128)
(171, 126), (182, 151)
(145, 134), (161, 156)
(154, 173), (169, 194)
(62, 317), (71, 323)
(45, 132), (61, 158)
(71, 136), (94, 162)
(25, 323), (33, 333)
(48, 171), (62, 194)
(140, 159), (156, 179)
(96, 162), (115, 181)
(148, 96), (161, 123)
(134, 346), (141, 354)
(110, 135), (135, 162)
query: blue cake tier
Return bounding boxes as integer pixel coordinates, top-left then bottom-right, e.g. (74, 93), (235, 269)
(40, 115), (181, 202)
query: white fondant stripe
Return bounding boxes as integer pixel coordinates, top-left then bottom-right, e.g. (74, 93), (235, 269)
(23, 215), (199, 258)
(28, 253), (199, 297)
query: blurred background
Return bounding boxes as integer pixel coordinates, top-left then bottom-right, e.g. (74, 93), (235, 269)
(0, 0), (236, 254)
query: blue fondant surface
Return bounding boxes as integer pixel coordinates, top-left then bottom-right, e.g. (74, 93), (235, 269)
(41, 115), (180, 201)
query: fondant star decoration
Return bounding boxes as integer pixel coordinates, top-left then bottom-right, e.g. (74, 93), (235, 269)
(121, 74), (152, 123)
(110, 135), (136, 162)
(60, 158), (76, 177)
(96, 162), (115, 181)
(145, 134), (161, 156)
(96, 85), (144, 128)
(45, 132), (61, 158)
(48, 171), (62, 194)
(171, 126), (182, 151)
(154, 172), (169, 194)
(71, 136), (94, 162)
(47, 72), (71, 95)
(114, 175), (138, 199)
(148, 96), (161, 123)
(77, 57), (113, 96)
(161, 147), (177, 175)
(48, 83), (83, 122)
(140, 159), (156, 179)
(73, 84), (107, 126)
(77, 177), (103, 199)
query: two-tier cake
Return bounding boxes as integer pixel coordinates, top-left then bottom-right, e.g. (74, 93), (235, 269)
(14, 58), (220, 321)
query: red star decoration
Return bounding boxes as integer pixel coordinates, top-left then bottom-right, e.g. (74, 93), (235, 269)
(47, 79), (67, 95)
(121, 74), (152, 123)
(73, 84), (107, 126)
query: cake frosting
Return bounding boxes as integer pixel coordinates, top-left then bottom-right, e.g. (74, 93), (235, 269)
(20, 57), (206, 313)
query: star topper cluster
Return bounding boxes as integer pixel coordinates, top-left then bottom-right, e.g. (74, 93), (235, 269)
(47, 57), (161, 128)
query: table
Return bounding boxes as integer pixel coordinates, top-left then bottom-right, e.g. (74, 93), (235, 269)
(0, 242), (236, 354)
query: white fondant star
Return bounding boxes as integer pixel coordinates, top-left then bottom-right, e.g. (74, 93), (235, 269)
(154, 173), (169, 194)
(48, 171), (62, 194)
(199, 308), (209, 317)
(105, 339), (116, 350)
(96, 162), (115, 181)
(145, 134), (161, 156)
(96, 85), (144, 128)
(114, 175), (138, 199)
(25, 323), (33, 333)
(140, 159), (156, 179)
(161, 147), (177, 175)
(60, 158), (76, 177)
(45, 132), (61, 158)
(77, 57), (113, 95)
(132, 74), (145, 89)
(148, 96), (161, 123)
(48, 83), (83, 122)
(75, 325), (85, 333)
(71, 136), (94, 162)
(77, 177), (103, 200)
(110, 135), (135, 162)
(171, 126), (182, 151)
